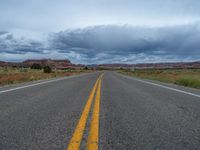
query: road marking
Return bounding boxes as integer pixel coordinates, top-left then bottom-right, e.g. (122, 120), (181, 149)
(119, 73), (200, 98)
(67, 76), (101, 150)
(87, 75), (102, 150)
(0, 74), (87, 94)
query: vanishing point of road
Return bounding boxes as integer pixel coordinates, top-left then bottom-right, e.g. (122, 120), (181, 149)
(0, 72), (200, 150)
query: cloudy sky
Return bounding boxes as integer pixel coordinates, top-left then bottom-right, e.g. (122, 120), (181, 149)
(0, 0), (200, 64)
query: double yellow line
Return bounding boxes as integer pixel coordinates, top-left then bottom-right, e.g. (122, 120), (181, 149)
(67, 74), (103, 150)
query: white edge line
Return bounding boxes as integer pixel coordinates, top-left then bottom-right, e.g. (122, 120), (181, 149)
(0, 74), (85, 94)
(118, 73), (200, 98)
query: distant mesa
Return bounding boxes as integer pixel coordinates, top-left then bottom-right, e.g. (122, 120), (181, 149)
(23, 59), (72, 68)
(97, 61), (200, 69)
(0, 59), (200, 69)
(0, 59), (85, 69)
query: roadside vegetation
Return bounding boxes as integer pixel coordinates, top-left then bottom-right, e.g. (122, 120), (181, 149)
(119, 69), (200, 89)
(0, 66), (90, 86)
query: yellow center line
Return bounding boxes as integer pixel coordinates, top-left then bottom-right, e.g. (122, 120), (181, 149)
(87, 74), (103, 150)
(67, 75), (101, 150)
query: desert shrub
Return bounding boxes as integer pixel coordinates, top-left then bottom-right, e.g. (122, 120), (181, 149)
(175, 77), (200, 89)
(43, 66), (52, 73)
(19, 68), (28, 72)
(31, 63), (42, 70)
(84, 66), (88, 70)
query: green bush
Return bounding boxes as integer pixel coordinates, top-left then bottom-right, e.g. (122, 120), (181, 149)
(84, 66), (88, 70)
(175, 78), (200, 89)
(31, 63), (42, 70)
(43, 66), (52, 73)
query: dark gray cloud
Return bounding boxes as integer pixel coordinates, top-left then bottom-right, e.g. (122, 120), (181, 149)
(0, 33), (47, 54)
(0, 31), (8, 35)
(0, 24), (200, 63)
(48, 24), (200, 63)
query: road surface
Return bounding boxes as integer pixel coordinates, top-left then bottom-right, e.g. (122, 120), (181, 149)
(0, 71), (200, 150)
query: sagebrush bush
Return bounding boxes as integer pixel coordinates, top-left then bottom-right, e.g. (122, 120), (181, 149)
(43, 66), (52, 73)
(31, 63), (42, 70)
(120, 69), (200, 89)
(175, 78), (200, 89)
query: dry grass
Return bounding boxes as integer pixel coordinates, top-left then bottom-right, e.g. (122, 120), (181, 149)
(0, 67), (90, 86)
(120, 69), (200, 89)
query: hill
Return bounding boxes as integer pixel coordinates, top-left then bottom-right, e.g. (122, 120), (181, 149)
(0, 59), (85, 69)
(97, 61), (200, 69)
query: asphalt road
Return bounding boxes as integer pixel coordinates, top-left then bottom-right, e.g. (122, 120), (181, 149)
(0, 71), (200, 150)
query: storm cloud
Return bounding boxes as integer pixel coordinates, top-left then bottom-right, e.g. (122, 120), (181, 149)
(0, 24), (200, 64)
(0, 32), (48, 55)
(48, 24), (200, 63)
